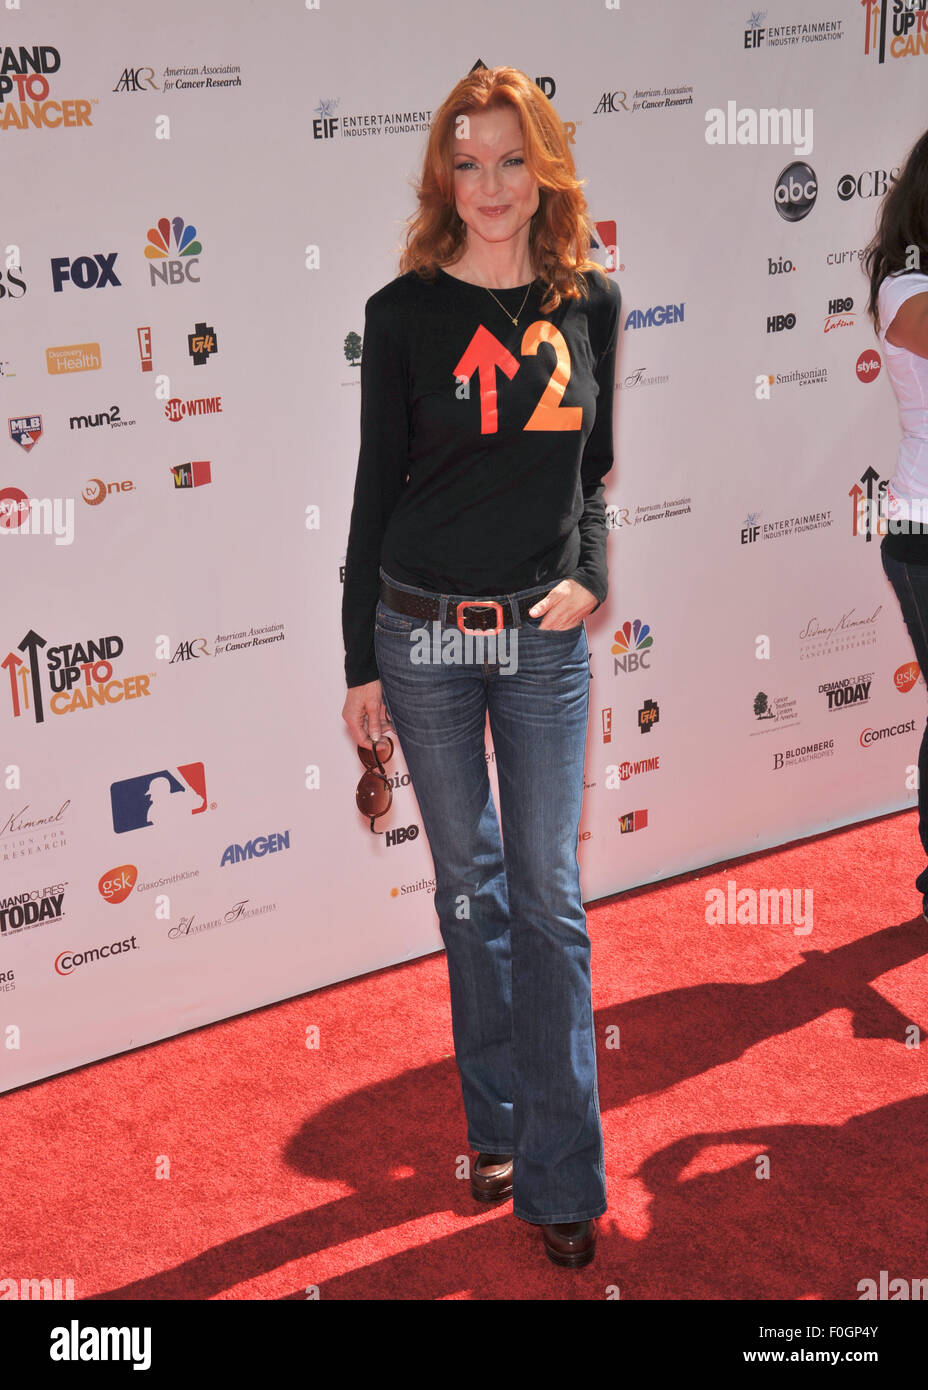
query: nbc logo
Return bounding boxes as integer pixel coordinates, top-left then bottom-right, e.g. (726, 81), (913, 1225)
(612, 619), (653, 675)
(145, 216), (203, 287)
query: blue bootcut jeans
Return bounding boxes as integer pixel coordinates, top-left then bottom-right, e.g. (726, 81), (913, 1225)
(373, 567), (608, 1225)
(881, 536), (928, 910)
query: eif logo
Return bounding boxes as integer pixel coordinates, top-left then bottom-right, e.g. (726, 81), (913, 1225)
(145, 216), (203, 287)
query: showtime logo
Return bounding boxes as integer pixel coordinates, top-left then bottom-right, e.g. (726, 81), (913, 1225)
(164, 396), (222, 422)
(145, 216), (203, 287)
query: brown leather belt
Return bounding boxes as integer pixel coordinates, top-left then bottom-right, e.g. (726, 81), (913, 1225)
(380, 578), (541, 634)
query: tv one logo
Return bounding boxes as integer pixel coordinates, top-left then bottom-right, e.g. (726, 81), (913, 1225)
(774, 163), (817, 222)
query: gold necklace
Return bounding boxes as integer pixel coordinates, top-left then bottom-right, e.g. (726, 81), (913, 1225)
(483, 280), (534, 326)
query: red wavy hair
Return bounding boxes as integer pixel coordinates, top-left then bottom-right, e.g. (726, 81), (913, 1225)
(397, 66), (609, 314)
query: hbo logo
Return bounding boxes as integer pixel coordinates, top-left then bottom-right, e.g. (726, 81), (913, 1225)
(768, 257), (796, 275)
(766, 313), (796, 333)
(385, 823), (419, 847)
(828, 297), (853, 315)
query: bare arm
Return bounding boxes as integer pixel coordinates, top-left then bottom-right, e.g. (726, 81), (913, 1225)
(884, 291), (928, 360)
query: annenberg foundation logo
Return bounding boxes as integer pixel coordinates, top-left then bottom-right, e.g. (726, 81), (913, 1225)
(1, 881), (66, 938)
(774, 162), (817, 221)
(110, 764), (212, 833)
(55, 935), (139, 976)
(862, 0), (928, 62)
(3, 630), (153, 724)
(0, 45), (95, 131)
(145, 217), (203, 287)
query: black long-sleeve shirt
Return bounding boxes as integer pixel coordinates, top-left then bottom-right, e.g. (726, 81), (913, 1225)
(342, 265), (621, 687)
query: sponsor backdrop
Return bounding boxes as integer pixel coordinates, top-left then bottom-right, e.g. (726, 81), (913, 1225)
(1, 0), (926, 1091)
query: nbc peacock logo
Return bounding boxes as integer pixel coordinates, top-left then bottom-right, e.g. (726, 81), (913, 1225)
(144, 216), (203, 288)
(612, 619), (653, 675)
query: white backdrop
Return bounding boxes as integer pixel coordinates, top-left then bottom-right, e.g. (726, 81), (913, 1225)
(2, 0), (927, 1092)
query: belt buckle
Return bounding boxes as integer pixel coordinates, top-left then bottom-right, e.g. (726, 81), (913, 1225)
(455, 599), (504, 635)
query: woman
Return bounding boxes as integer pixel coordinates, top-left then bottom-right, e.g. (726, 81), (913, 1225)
(341, 65), (620, 1269)
(865, 127), (928, 917)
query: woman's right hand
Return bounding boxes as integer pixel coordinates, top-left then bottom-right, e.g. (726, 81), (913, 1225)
(342, 680), (392, 746)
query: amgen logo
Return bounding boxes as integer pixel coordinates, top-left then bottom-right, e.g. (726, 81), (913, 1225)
(775, 162), (817, 222)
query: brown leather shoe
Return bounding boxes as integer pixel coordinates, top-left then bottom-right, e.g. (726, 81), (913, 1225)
(541, 1218), (597, 1268)
(470, 1152), (513, 1203)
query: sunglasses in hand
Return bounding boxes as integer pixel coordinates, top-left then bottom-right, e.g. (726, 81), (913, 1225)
(356, 735), (395, 833)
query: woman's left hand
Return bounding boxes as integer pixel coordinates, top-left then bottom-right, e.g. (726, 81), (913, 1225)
(528, 578), (600, 630)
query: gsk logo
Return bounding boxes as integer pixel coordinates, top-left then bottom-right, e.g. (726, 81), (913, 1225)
(612, 619), (653, 674)
(145, 216), (203, 287)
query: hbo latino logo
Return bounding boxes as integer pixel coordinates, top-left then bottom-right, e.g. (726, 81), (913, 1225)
(774, 162), (817, 222)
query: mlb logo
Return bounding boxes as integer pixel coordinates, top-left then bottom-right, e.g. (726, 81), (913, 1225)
(110, 762), (208, 833)
(9, 415), (42, 452)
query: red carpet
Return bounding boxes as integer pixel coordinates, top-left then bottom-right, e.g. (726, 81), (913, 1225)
(2, 808), (926, 1301)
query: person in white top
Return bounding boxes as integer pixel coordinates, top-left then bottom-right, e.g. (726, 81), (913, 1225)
(864, 126), (928, 917)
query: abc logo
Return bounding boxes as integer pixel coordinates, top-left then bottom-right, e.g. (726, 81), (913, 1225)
(774, 163), (817, 222)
